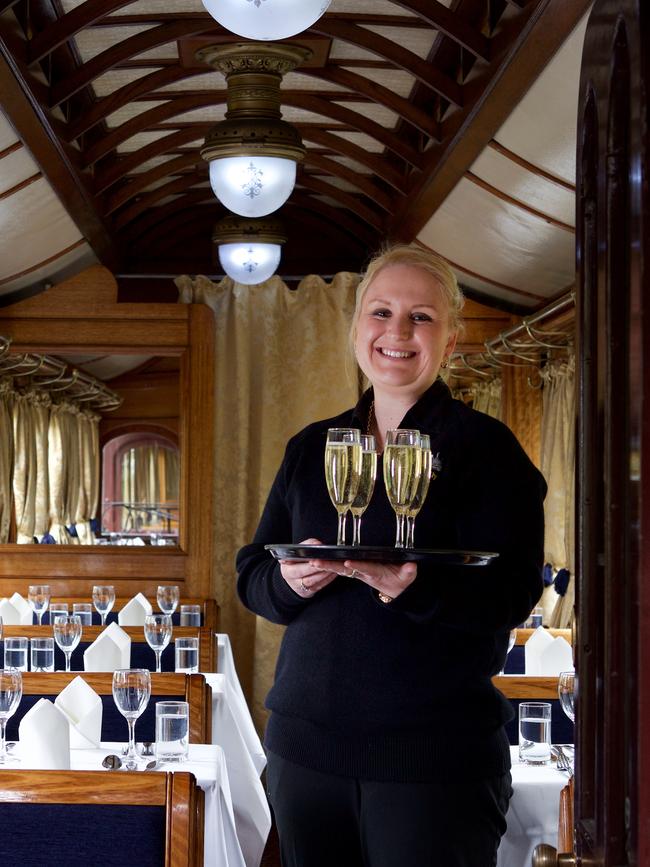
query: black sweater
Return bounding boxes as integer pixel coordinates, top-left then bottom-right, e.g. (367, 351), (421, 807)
(236, 381), (547, 782)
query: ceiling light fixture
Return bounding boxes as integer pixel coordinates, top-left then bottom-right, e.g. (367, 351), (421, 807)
(197, 42), (311, 218)
(213, 214), (287, 285)
(201, 0), (331, 41)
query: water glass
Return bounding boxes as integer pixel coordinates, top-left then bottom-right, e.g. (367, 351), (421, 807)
(558, 670), (576, 723)
(112, 668), (151, 770)
(157, 585), (180, 616)
(53, 614), (83, 672)
(528, 606), (544, 628)
(179, 604), (201, 627)
(155, 700), (189, 763)
(175, 637), (199, 674)
(48, 603), (68, 625)
(92, 585), (115, 626)
(30, 637), (55, 672)
(0, 669), (22, 763)
(144, 614), (173, 673)
(73, 603), (93, 626)
(27, 584), (50, 626)
(518, 701), (552, 764)
(4, 638), (28, 672)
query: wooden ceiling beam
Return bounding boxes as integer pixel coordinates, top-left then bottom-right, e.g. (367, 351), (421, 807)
(304, 153), (395, 213)
(288, 192), (379, 249)
(105, 153), (203, 214)
(28, 0), (135, 64)
(296, 174), (385, 232)
(391, 0), (490, 59)
(112, 173), (208, 230)
(119, 189), (215, 242)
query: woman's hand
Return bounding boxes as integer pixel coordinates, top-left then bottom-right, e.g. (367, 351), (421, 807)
(308, 557), (417, 601)
(279, 538), (339, 598)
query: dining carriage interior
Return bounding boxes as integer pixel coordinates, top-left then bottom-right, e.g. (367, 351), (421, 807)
(0, 0), (646, 865)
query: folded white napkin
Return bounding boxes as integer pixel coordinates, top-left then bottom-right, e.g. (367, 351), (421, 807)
(0, 593), (33, 625)
(539, 637), (573, 676)
(0, 598), (22, 625)
(117, 592), (153, 626)
(19, 699), (70, 769)
(524, 625), (554, 675)
(55, 676), (103, 748)
(83, 622), (131, 672)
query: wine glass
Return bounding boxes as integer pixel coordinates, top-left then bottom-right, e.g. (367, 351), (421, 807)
(27, 584), (50, 626)
(349, 434), (377, 546)
(0, 669), (22, 764)
(498, 629), (517, 675)
(324, 428), (362, 546)
(156, 585), (180, 616)
(558, 670), (576, 723)
(383, 429), (422, 548)
(112, 669), (151, 770)
(144, 614), (173, 673)
(92, 584), (115, 626)
(53, 614), (83, 672)
(405, 433), (432, 549)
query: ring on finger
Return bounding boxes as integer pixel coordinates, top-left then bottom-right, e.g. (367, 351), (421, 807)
(350, 569), (361, 579)
(300, 579), (314, 594)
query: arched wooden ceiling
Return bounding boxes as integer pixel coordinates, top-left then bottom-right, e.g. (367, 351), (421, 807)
(0, 0), (592, 310)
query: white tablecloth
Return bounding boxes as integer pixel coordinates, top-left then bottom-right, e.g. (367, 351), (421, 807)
(498, 746), (567, 867)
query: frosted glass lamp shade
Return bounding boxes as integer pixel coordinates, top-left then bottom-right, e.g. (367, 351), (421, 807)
(209, 156), (296, 218)
(218, 242), (282, 285)
(201, 0), (331, 41)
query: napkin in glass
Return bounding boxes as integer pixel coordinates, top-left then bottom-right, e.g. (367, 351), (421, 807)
(55, 675), (103, 748)
(524, 625), (554, 675)
(117, 592), (153, 626)
(19, 699), (71, 769)
(83, 622), (131, 671)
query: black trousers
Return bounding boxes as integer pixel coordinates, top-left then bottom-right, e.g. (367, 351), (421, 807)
(266, 751), (512, 867)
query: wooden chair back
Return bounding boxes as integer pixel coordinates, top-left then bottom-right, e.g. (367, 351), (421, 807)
(491, 675), (573, 745)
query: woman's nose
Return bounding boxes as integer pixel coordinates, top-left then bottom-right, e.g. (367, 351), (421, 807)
(387, 316), (411, 339)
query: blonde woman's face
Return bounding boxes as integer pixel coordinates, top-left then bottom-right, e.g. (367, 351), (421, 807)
(354, 264), (457, 399)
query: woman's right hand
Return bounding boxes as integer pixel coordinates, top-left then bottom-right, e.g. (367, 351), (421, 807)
(280, 538), (338, 598)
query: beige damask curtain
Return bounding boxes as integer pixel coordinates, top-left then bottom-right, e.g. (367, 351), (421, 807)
(12, 392), (38, 543)
(469, 378), (502, 419)
(177, 272), (361, 727)
(0, 380), (13, 543)
(75, 410), (100, 544)
(48, 402), (75, 543)
(539, 356), (576, 628)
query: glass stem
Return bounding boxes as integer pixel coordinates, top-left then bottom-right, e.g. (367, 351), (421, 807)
(156, 650), (162, 673)
(352, 515), (361, 547)
(37, 612), (43, 626)
(65, 651), (71, 672)
(336, 511), (347, 546)
(0, 718), (6, 761)
(126, 718), (137, 764)
(394, 513), (405, 548)
(101, 612), (106, 626)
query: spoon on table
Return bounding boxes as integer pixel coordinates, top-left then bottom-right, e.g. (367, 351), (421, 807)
(102, 754), (123, 770)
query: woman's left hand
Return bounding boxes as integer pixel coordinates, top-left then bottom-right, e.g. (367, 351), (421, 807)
(308, 558), (417, 601)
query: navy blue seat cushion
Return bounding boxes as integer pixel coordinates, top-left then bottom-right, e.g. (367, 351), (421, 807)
(47, 640), (175, 673)
(43, 610), (202, 627)
(504, 645), (525, 674)
(503, 698), (574, 746)
(0, 803), (165, 866)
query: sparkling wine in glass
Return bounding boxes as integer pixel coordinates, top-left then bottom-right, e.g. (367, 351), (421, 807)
(405, 434), (433, 549)
(144, 614), (173, 673)
(92, 585), (115, 626)
(558, 670), (576, 723)
(27, 584), (50, 626)
(383, 429), (422, 548)
(53, 614), (83, 672)
(324, 428), (362, 546)
(156, 585), (180, 616)
(112, 668), (151, 770)
(0, 669), (22, 764)
(349, 435), (377, 546)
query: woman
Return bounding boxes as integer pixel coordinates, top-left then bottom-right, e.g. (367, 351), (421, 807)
(236, 244), (546, 867)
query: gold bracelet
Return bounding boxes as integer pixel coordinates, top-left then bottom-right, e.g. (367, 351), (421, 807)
(377, 592), (393, 604)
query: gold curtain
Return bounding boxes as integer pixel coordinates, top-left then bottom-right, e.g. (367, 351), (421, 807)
(0, 380), (14, 543)
(177, 272), (361, 728)
(32, 392), (51, 539)
(12, 392), (38, 543)
(468, 378), (502, 419)
(539, 356), (576, 628)
(75, 410), (100, 544)
(48, 402), (73, 543)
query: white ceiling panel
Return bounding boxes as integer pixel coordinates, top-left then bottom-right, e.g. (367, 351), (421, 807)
(362, 26), (436, 60)
(105, 100), (168, 127)
(73, 25), (155, 64)
(116, 130), (178, 152)
(330, 131), (384, 152)
(0, 146), (39, 194)
(92, 68), (158, 99)
(0, 112), (20, 151)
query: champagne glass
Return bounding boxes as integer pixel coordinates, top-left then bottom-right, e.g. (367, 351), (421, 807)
(405, 433), (433, 548)
(349, 434), (377, 546)
(53, 614), (83, 672)
(558, 670), (576, 723)
(498, 628), (517, 675)
(27, 584), (50, 626)
(144, 614), (173, 672)
(383, 429), (422, 548)
(324, 428), (362, 546)
(112, 668), (151, 770)
(156, 585), (180, 616)
(92, 584), (115, 626)
(0, 669), (22, 764)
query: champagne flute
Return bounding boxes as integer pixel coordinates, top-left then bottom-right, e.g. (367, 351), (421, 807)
(156, 585), (180, 616)
(0, 669), (22, 764)
(349, 434), (377, 546)
(112, 668), (151, 770)
(92, 584), (115, 626)
(405, 433), (433, 548)
(383, 429), (422, 548)
(27, 584), (50, 626)
(558, 670), (576, 722)
(324, 428), (362, 546)
(53, 614), (83, 672)
(144, 614), (173, 673)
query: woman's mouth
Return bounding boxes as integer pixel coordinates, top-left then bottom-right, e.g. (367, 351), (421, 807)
(377, 347), (415, 359)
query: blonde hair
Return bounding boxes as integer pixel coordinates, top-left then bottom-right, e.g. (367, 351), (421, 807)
(349, 244), (465, 358)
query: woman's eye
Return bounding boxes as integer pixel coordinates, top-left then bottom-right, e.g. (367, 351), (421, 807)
(370, 308), (390, 318)
(412, 312), (433, 322)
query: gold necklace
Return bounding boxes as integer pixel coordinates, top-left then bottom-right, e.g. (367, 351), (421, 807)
(367, 399), (375, 434)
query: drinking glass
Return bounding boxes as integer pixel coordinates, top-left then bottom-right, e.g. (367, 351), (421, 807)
(324, 428), (362, 546)
(175, 637), (199, 674)
(30, 637), (55, 672)
(72, 603), (93, 626)
(155, 701), (189, 763)
(48, 602), (68, 625)
(144, 614), (173, 673)
(156, 585), (180, 616)
(27, 584), (50, 626)
(405, 433), (432, 548)
(518, 701), (551, 764)
(53, 614), (83, 672)
(4, 638), (28, 672)
(0, 616), (2, 642)
(349, 434), (377, 547)
(0, 669), (22, 764)
(498, 629), (518, 675)
(383, 429), (422, 548)
(180, 604), (201, 627)
(558, 670), (576, 723)
(112, 668), (151, 770)
(92, 585), (115, 626)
